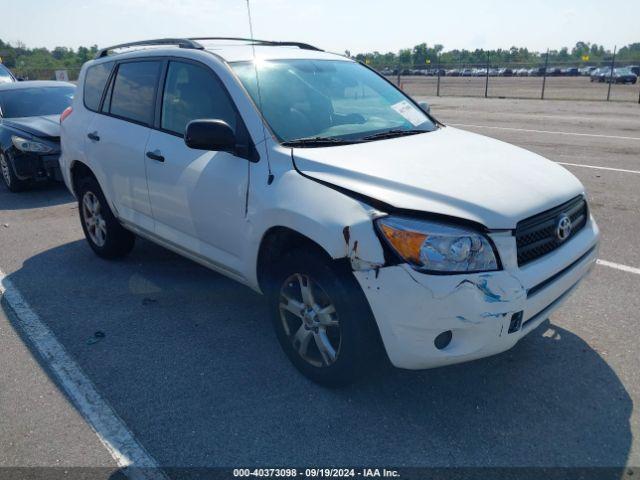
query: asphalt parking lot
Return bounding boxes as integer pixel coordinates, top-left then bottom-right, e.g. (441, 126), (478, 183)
(0, 96), (639, 478)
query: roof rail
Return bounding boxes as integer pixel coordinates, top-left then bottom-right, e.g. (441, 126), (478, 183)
(188, 37), (323, 52)
(95, 38), (205, 59)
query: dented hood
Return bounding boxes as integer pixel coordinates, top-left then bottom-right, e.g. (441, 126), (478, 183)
(293, 127), (584, 229)
(3, 115), (61, 139)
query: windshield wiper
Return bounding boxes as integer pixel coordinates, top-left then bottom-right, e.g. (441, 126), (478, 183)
(281, 136), (361, 148)
(361, 129), (429, 141)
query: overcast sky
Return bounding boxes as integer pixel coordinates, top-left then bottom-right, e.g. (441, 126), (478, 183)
(0, 0), (637, 54)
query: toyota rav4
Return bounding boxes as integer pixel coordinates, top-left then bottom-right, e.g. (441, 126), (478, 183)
(60, 38), (599, 386)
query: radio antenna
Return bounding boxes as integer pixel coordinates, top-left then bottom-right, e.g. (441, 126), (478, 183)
(246, 0), (274, 185)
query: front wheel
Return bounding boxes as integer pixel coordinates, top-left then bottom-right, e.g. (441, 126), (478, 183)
(268, 248), (382, 387)
(0, 152), (28, 192)
(77, 176), (135, 259)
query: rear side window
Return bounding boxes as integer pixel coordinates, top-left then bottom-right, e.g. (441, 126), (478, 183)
(83, 62), (113, 111)
(108, 61), (161, 126)
(161, 61), (236, 136)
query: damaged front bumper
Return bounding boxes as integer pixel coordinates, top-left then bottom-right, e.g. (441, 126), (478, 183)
(10, 149), (62, 182)
(353, 216), (599, 370)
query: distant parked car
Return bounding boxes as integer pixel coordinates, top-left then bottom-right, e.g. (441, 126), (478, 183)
(563, 67), (580, 76)
(607, 68), (638, 84)
(589, 68), (602, 82)
(497, 68), (513, 76)
(627, 66), (640, 76)
(0, 81), (75, 191)
(0, 64), (16, 84)
(546, 67), (563, 76)
(590, 67), (612, 83)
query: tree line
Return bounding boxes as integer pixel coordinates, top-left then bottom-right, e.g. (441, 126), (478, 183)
(349, 42), (640, 67)
(0, 39), (98, 72)
(1, 39), (639, 72)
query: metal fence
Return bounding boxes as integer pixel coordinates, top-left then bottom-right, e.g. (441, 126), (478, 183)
(10, 67), (81, 82)
(377, 58), (640, 103)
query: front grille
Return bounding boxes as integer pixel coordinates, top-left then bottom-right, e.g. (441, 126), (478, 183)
(516, 196), (588, 266)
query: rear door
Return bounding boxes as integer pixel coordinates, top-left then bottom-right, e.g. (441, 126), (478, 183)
(144, 59), (249, 274)
(85, 59), (162, 231)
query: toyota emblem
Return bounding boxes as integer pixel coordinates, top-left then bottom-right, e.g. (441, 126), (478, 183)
(556, 214), (572, 242)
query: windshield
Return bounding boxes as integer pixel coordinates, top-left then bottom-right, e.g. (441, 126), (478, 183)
(232, 59), (436, 144)
(0, 86), (75, 118)
(0, 65), (14, 83)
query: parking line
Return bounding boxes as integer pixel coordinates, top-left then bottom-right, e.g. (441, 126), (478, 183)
(0, 269), (168, 480)
(449, 123), (640, 141)
(556, 162), (640, 174)
(597, 259), (640, 276)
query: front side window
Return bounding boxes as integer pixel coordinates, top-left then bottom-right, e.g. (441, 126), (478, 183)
(232, 59), (436, 143)
(108, 61), (161, 125)
(161, 61), (236, 136)
(0, 87), (75, 118)
(83, 62), (113, 111)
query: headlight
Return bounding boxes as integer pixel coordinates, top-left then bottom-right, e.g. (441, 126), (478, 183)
(376, 216), (499, 273)
(11, 135), (53, 153)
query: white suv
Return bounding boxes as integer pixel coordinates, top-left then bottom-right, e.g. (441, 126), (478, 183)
(60, 38), (599, 386)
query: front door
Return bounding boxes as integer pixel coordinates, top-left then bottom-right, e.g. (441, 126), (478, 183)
(144, 60), (249, 275)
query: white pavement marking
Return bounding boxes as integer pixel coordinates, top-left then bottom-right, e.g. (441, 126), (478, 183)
(449, 123), (640, 141)
(556, 162), (640, 174)
(597, 259), (640, 276)
(0, 269), (168, 480)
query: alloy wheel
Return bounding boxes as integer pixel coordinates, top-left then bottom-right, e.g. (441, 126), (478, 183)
(82, 191), (107, 247)
(279, 273), (341, 368)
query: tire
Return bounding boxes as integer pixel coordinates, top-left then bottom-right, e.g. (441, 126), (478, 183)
(76, 175), (135, 259)
(0, 152), (29, 192)
(268, 248), (382, 387)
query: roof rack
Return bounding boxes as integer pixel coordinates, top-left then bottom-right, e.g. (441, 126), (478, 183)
(94, 37), (324, 59)
(188, 37), (323, 52)
(95, 38), (205, 59)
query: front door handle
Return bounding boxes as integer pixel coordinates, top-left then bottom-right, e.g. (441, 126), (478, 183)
(87, 131), (100, 141)
(146, 150), (165, 162)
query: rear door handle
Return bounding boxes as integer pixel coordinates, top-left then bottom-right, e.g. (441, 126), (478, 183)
(87, 132), (100, 141)
(146, 150), (165, 162)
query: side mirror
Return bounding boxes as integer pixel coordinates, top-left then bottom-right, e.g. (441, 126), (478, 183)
(185, 119), (236, 152)
(418, 101), (431, 114)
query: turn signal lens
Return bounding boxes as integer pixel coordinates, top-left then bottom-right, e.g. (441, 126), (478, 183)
(378, 223), (427, 265)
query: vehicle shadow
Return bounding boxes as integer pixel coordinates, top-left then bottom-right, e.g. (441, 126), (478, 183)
(2, 238), (632, 477)
(0, 181), (73, 210)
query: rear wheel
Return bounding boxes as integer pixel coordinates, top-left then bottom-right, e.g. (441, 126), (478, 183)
(268, 248), (381, 387)
(77, 176), (135, 259)
(0, 152), (28, 192)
